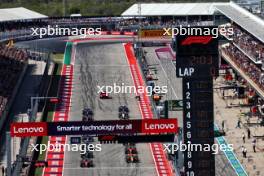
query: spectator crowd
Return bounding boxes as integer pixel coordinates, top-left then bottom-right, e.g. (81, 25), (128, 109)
(0, 20), (48, 41)
(221, 23), (264, 95)
(232, 24), (264, 63)
(0, 44), (28, 118)
(0, 17), (216, 41)
(117, 17), (214, 29)
(222, 43), (264, 91)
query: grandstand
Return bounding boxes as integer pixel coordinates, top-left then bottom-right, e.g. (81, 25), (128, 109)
(0, 44), (28, 130)
(0, 7), (48, 130)
(0, 7), (47, 41)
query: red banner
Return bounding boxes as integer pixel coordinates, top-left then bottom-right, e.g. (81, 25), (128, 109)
(141, 119), (178, 133)
(10, 119), (178, 137)
(10, 122), (48, 137)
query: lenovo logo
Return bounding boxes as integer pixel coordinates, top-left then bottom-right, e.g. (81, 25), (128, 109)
(141, 119), (178, 133)
(181, 36), (212, 46)
(10, 122), (47, 137)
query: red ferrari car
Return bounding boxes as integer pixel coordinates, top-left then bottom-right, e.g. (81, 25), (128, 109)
(99, 91), (111, 99)
(80, 159), (94, 167)
(126, 154), (139, 163)
(125, 146), (138, 154)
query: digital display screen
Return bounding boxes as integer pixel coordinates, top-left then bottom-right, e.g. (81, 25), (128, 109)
(178, 30), (218, 176)
(182, 78), (215, 175)
(176, 54), (219, 77)
(176, 55), (219, 78)
(175, 31), (219, 78)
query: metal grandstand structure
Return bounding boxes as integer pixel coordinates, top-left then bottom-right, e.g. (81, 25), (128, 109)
(0, 7), (47, 22)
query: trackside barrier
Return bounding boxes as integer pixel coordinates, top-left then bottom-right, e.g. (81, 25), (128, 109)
(124, 43), (174, 176)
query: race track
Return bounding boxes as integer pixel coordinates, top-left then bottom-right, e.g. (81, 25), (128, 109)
(63, 43), (157, 176)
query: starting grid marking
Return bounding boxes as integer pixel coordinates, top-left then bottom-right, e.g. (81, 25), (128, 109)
(124, 43), (174, 176)
(43, 44), (74, 176)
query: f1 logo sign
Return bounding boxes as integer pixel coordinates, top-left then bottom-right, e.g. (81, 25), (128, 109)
(181, 36), (212, 45)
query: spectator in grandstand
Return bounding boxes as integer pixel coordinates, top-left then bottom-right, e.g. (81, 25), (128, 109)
(117, 17), (214, 29)
(222, 43), (264, 91)
(0, 44), (28, 120)
(232, 24), (264, 63)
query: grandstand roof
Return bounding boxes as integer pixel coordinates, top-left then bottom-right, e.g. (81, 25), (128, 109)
(121, 3), (229, 16)
(215, 2), (264, 43)
(0, 7), (47, 22)
(122, 2), (264, 43)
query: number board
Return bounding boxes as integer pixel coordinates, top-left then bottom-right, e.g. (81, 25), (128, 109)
(176, 54), (219, 78)
(175, 28), (219, 78)
(175, 27), (218, 176)
(183, 78), (215, 176)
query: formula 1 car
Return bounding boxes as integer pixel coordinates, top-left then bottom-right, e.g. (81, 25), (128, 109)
(80, 159), (94, 167)
(82, 135), (94, 143)
(125, 146), (138, 155)
(81, 151), (94, 159)
(99, 91), (111, 99)
(82, 108), (94, 121)
(146, 74), (153, 81)
(124, 143), (136, 147)
(126, 154), (139, 163)
(118, 106), (129, 119)
(119, 112), (129, 119)
(82, 108), (93, 116)
(118, 106), (129, 113)
(153, 94), (162, 102)
(83, 115), (93, 121)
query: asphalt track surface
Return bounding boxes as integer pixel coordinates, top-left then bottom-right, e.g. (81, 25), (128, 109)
(63, 43), (157, 176)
